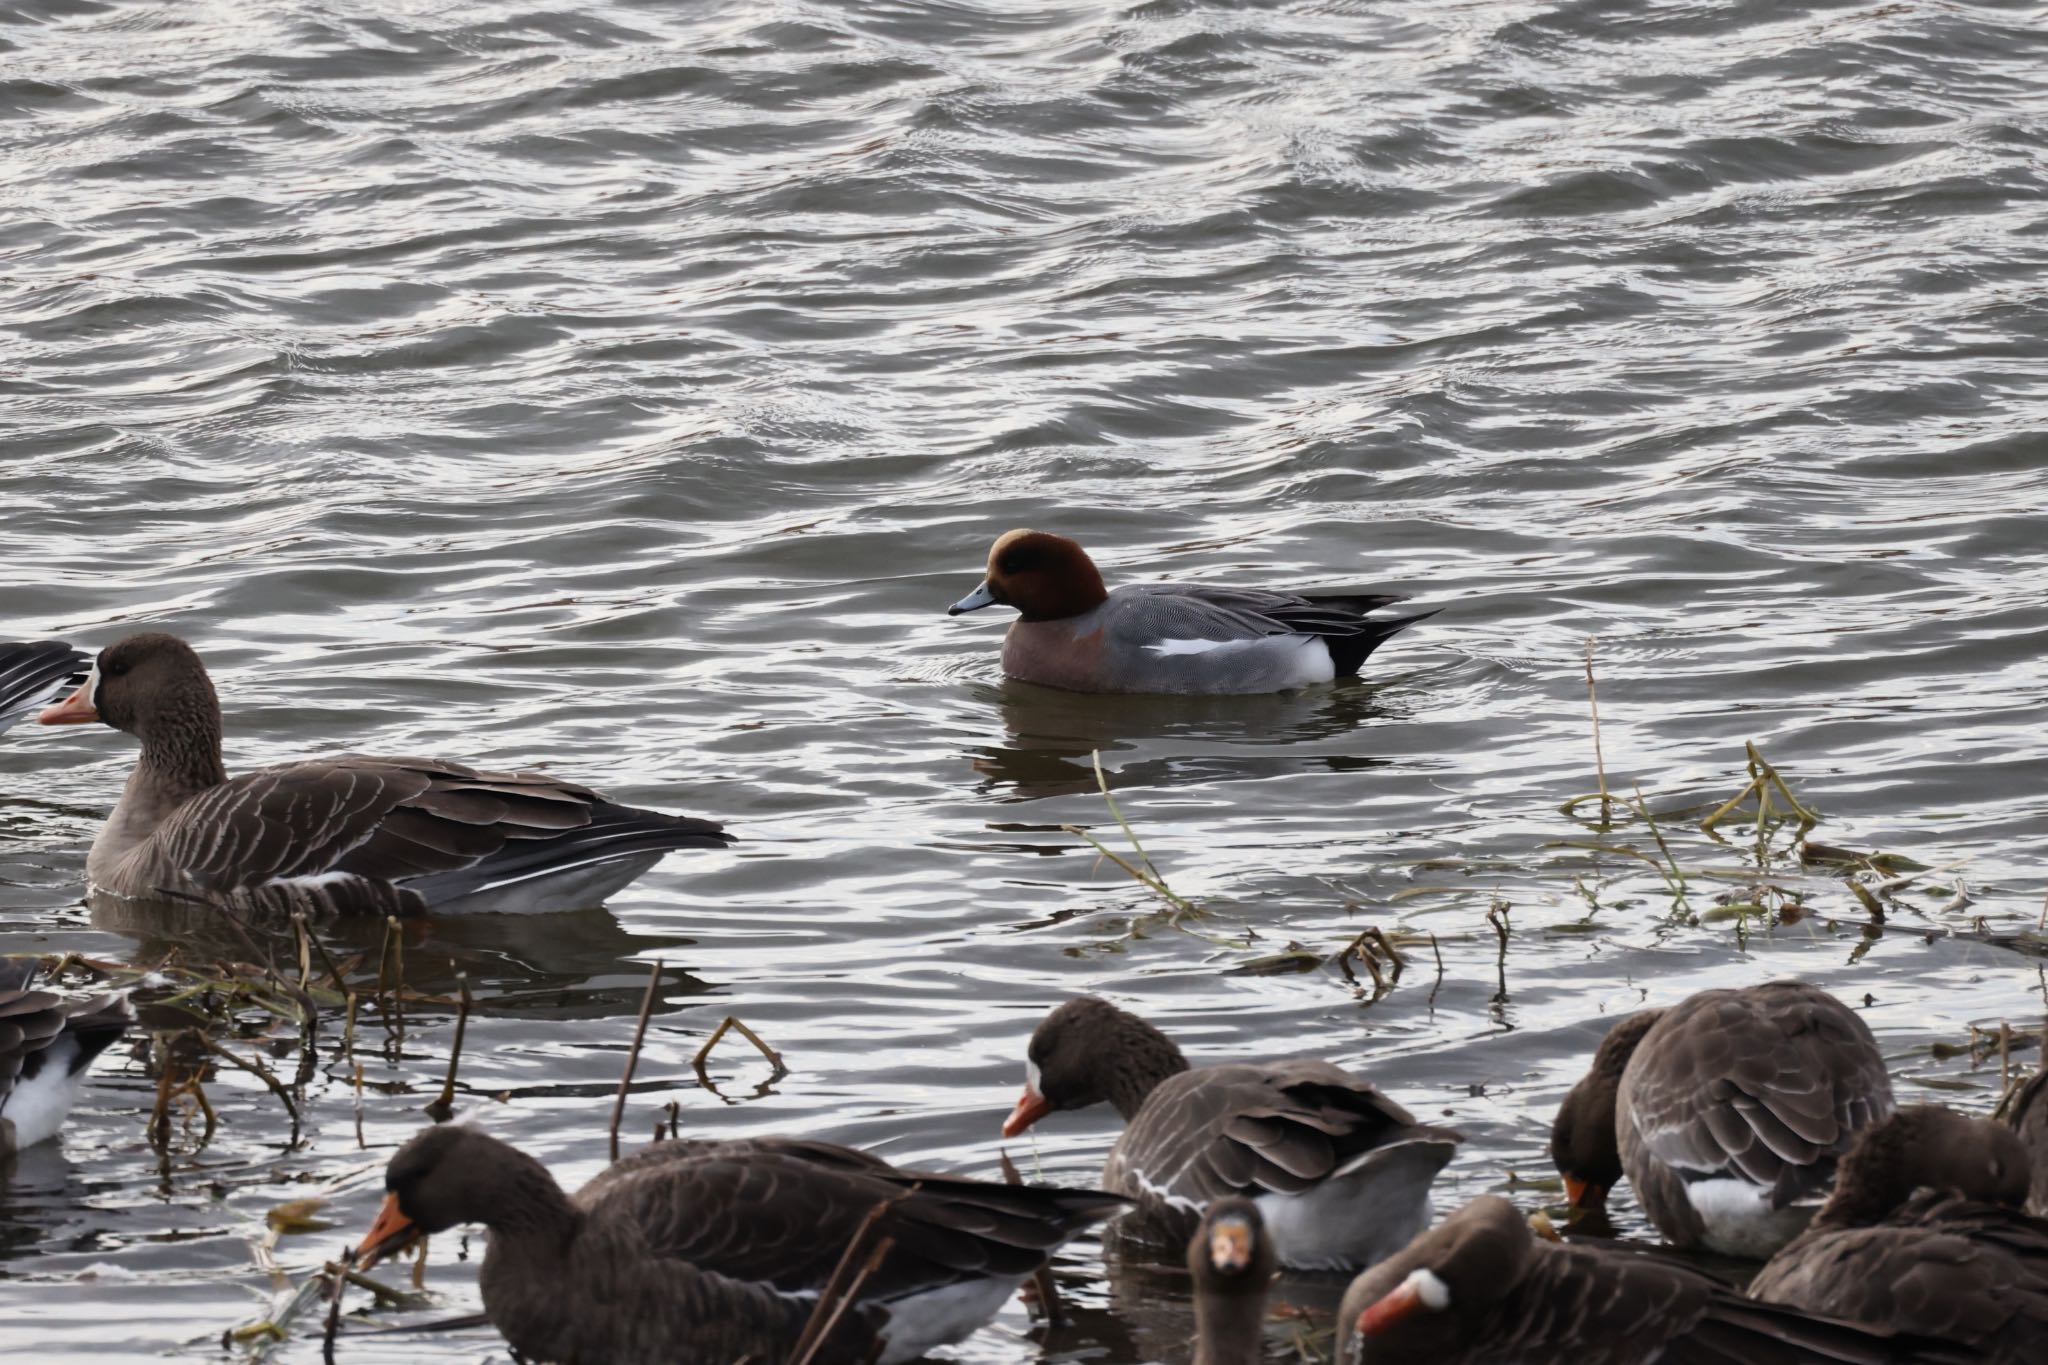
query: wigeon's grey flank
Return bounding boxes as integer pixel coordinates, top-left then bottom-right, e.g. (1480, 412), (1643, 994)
(946, 530), (1435, 696)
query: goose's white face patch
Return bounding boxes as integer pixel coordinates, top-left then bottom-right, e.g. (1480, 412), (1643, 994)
(1025, 1056), (1043, 1096)
(1405, 1267), (1451, 1311)
(82, 661), (102, 708)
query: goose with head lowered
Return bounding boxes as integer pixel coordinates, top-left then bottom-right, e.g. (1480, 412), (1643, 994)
(948, 530), (1435, 696)
(0, 640), (88, 735)
(1550, 980), (1894, 1258)
(39, 633), (732, 915)
(0, 958), (132, 1156)
(354, 1121), (1130, 1365)
(1748, 1105), (2048, 1364)
(1336, 1194), (1969, 1365)
(1001, 996), (1461, 1269)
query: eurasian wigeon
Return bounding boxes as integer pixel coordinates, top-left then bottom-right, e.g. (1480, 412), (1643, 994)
(946, 530), (1434, 696)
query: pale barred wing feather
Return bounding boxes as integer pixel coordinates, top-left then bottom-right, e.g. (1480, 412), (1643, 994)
(1111, 1060), (1455, 1205)
(0, 987), (70, 1096)
(129, 754), (729, 914)
(578, 1137), (1125, 1305)
(1623, 982), (1894, 1206)
(0, 641), (88, 734)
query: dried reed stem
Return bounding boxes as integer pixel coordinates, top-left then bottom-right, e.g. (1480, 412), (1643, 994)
(609, 960), (663, 1162)
(425, 972), (471, 1123)
(1585, 636), (1611, 826)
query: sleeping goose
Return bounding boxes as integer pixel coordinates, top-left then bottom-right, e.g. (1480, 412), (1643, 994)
(354, 1122), (1130, 1365)
(1001, 996), (1461, 1269)
(1748, 1105), (2048, 1364)
(0, 958), (132, 1155)
(1189, 1197), (1277, 1365)
(1336, 1194), (1964, 1365)
(1550, 980), (1894, 1258)
(38, 633), (732, 915)
(0, 640), (88, 735)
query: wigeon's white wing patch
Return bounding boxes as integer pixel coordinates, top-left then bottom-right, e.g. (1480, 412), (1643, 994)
(1144, 638), (1234, 657)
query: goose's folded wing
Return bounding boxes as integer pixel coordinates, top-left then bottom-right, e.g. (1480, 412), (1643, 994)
(1628, 988), (1891, 1201)
(579, 1138), (1124, 1302)
(1124, 1061), (1457, 1203)
(132, 755), (727, 913)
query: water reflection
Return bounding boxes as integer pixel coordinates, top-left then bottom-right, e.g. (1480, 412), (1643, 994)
(88, 894), (718, 1020)
(971, 679), (1401, 800)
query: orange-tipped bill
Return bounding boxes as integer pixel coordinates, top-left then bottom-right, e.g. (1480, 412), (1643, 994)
(1001, 1086), (1053, 1139)
(1208, 1216), (1255, 1274)
(1356, 1268), (1450, 1337)
(38, 679), (98, 725)
(355, 1193), (421, 1269)
(1562, 1176), (1607, 1220)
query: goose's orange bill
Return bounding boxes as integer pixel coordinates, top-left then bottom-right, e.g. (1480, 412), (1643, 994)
(1563, 1175), (1606, 1214)
(38, 682), (97, 725)
(1356, 1282), (1424, 1336)
(355, 1193), (420, 1268)
(1001, 1087), (1052, 1139)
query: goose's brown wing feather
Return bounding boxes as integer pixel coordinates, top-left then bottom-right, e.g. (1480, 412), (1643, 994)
(577, 1137), (1126, 1305)
(0, 986), (71, 1094)
(1750, 1192), (2048, 1359)
(1624, 982), (1893, 1204)
(1438, 1240), (1962, 1364)
(128, 755), (728, 914)
(2008, 1068), (2048, 1216)
(491, 1210), (874, 1365)
(1112, 1060), (1458, 1204)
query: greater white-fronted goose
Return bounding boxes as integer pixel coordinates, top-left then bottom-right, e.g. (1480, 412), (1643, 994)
(1189, 1197), (1277, 1365)
(1550, 980), (1894, 1258)
(39, 633), (732, 915)
(2008, 1065), (2048, 1215)
(1002, 996), (1461, 1269)
(1337, 1194), (1965, 1365)
(0, 640), (87, 735)
(0, 958), (131, 1155)
(1748, 1105), (2048, 1363)
(355, 1122), (1130, 1365)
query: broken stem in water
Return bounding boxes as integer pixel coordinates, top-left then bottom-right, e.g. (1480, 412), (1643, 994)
(693, 1016), (786, 1079)
(1585, 636), (1611, 827)
(424, 972), (471, 1123)
(609, 960), (663, 1162)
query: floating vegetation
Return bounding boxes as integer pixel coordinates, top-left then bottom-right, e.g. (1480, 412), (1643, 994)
(1064, 749), (1197, 918)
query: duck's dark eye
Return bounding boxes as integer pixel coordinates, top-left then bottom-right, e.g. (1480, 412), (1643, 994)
(998, 551), (1034, 575)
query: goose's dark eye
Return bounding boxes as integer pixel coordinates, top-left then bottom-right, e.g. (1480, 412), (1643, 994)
(104, 659), (129, 677)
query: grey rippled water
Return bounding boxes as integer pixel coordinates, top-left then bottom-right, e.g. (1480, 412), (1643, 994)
(3, 0), (2047, 1359)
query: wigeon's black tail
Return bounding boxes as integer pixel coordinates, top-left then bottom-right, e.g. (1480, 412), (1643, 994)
(1301, 599), (1440, 677)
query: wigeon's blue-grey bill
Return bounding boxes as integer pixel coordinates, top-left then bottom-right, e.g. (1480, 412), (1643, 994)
(948, 581), (999, 615)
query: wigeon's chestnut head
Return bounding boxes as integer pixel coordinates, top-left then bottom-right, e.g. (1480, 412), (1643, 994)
(947, 529), (1436, 696)
(948, 529), (1109, 623)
